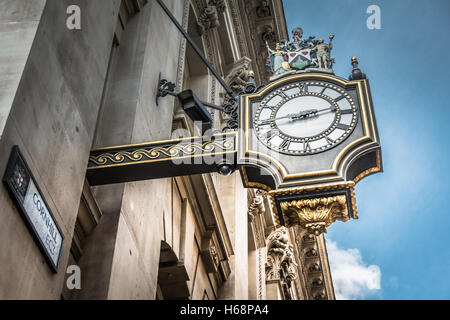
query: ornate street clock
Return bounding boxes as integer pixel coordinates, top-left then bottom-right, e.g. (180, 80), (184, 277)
(86, 29), (382, 235)
(238, 63), (382, 234)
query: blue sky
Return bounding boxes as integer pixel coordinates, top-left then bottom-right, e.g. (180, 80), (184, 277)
(283, 0), (450, 299)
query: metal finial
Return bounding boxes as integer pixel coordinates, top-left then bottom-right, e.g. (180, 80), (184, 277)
(349, 56), (366, 80)
(248, 70), (255, 84)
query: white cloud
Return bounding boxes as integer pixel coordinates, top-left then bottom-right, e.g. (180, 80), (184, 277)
(326, 240), (382, 300)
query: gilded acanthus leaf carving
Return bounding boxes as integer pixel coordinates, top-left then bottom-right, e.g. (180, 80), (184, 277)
(280, 196), (349, 235)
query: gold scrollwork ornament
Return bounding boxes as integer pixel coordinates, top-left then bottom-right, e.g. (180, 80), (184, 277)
(89, 138), (235, 166)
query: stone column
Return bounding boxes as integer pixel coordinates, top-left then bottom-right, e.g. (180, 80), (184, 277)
(216, 172), (248, 300)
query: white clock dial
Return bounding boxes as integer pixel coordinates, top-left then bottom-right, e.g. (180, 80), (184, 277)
(254, 81), (358, 155)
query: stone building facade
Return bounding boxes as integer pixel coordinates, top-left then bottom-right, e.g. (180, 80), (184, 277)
(0, 0), (335, 300)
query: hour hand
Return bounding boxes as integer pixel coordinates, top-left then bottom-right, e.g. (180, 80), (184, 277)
(290, 109), (318, 120)
(258, 114), (295, 125)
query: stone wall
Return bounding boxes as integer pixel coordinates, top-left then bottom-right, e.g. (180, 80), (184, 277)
(0, 0), (286, 300)
(0, 0), (121, 299)
(0, 0), (47, 138)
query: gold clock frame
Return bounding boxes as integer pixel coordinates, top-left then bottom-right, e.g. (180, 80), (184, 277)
(238, 73), (382, 191)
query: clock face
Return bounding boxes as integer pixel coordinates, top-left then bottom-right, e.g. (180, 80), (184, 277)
(254, 81), (358, 155)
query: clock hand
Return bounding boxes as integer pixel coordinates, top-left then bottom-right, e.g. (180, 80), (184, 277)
(258, 114), (295, 125)
(258, 107), (332, 125)
(290, 109), (319, 120)
(314, 106), (337, 114)
(266, 110), (318, 124)
(292, 106), (336, 120)
(274, 111), (316, 122)
(298, 109), (318, 117)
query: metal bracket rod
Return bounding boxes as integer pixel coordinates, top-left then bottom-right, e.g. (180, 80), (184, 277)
(155, 0), (235, 99)
(156, 73), (225, 112)
(156, 72), (176, 106)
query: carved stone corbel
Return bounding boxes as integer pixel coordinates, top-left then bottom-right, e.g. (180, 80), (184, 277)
(200, 231), (220, 274)
(265, 227), (297, 283)
(224, 56), (253, 94)
(197, 0), (226, 35)
(261, 24), (276, 44)
(256, 0), (271, 18)
(314, 290), (327, 300)
(248, 189), (265, 222)
(210, 0), (226, 13)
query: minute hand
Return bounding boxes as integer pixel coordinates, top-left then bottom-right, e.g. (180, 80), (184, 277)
(258, 114), (295, 124)
(314, 106), (337, 114)
(259, 109), (325, 124)
(269, 111), (316, 122)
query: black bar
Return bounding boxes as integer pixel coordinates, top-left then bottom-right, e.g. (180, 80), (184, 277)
(202, 101), (225, 112)
(155, 0), (235, 98)
(86, 133), (237, 186)
(164, 91), (225, 112)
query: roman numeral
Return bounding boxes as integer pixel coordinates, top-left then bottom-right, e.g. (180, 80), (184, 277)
(280, 139), (290, 149)
(259, 119), (272, 126)
(279, 91), (289, 99)
(303, 140), (311, 151)
(325, 136), (334, 144)
(299, 84), (308, 93)
(265, 130), (277, 141)
(340, 109), (353, 114)
(334, 95), (345, 102)
(336, 123), (350, 131)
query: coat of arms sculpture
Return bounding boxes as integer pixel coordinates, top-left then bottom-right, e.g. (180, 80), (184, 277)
(266, 27), (335, 80)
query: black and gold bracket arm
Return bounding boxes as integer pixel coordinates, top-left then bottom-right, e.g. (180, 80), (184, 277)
(86, 132), (237, 186)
